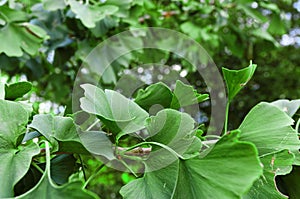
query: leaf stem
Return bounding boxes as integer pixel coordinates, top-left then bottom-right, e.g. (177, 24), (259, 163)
(86, 119), (100, 131)
(296, 118), (300, 135)
(32, 162), (44, 174)
(82, 164), (105, 189)
(223, 101), (230, 135)
(78, 155), (87, 181)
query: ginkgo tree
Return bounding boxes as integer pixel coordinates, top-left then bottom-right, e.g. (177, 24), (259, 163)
(0, 63), (299, 198)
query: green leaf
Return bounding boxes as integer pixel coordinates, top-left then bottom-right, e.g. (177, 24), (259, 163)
(80, 84), (149, 137)
(174, 131), (262, 199)
(244, 172), (287, 199)
(268, 14), (286, 35)
(222, 63), (257, 102)
(239, 102), (300, 156)
(271, 99), (300, 117)
(43, 0), (67, 11)
(0, 100), (40, 197)
(146, 109), (199, 157)
(0, 23), (47, 57)
(121, 131), (263, 199)
(251, 29), (280, 47)
(79, 130), (115, 160)
(5, 81), (32, 100)
(16, 142), (99, 199)
(134, 82), (173, 112)
(29, 114), (86, 153)
(120, 160), (179, 199)
(67, 0), (119, 28)
(237, 4), (268, 22)
(170, 80), (209, 109)
(244, 150), (294, 199)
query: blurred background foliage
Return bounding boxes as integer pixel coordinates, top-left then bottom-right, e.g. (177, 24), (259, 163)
(0, 0), (299, 198)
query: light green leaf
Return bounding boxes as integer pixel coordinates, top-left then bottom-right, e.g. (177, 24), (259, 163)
(0, 23), (48, 56)
(174, 131), (262, 199)
(80, 84), (149, 137)
(104, 0), (133, 18)
(170, 80), (209, 109)
(5, 81), (32, 100)
(43, 0), (67, 11)
(237, 4), (268, 22)
(146, 109), (198, 157)
(16, 142), (99, 199)
(244, 150), (294, 199)
(79, 130), (115, 160)
(29, 114), (86, 153)
(0, 100), (39, 197)
(222, 63), (257, 102)
(239, 102), (300, 156)
(244, 172), (288, 199)
(134, 82), (173, 112)
(271, 99), (300, 117)
(120, 160), (179, 199)
(121, 131), (263, 199)
(67, 0), (119, 28)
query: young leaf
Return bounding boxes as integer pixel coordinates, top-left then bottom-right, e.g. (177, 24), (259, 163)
(134, 82), (173, 112)
(238, 102), (300, 156)
(170, 80), (209, 109)
(5, 81), (32, 100)
(222, 63), (257, 102)
(0, 100), (40, 197)
(80, 84), (149, 137)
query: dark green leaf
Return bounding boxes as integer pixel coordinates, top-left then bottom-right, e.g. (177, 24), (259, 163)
(135, 82), (173, 112)
(5, 81), (32, 100)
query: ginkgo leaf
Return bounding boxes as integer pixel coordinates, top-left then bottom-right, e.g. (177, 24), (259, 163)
(80, 84), (149, 138)
(120, 130), (263, 199)
(0, 7), (48, 57)
(222, 63), (257, 102)
(134, 82), (173, 112)
(67, 0), (118, 28)
(0, 100), (40, 198)
(170, 80), (209, 109)
(239, 102), (300, 156)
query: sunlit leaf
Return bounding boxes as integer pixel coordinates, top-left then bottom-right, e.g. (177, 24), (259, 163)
(222, 63), (257, 102)
(239, 102), (300, 156)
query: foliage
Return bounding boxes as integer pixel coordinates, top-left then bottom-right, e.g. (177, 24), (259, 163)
(0, 64), (299, 198)
(0, 0), (300, 198)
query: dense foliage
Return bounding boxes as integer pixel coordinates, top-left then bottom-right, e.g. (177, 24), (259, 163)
(0, 0), (299, 198)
